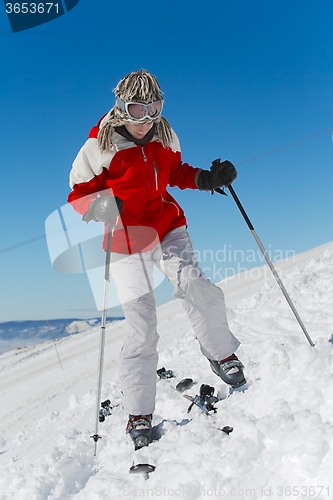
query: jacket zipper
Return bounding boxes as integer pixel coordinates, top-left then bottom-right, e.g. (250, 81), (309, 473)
(162, 195), (180, 216)
(141, 146), (151, 190)
(152, 161), (158, 190)
(141, 146), (158, 191)
(141, 146), (147, 162)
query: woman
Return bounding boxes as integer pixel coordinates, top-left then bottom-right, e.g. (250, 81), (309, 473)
(68, 69), (246, 450)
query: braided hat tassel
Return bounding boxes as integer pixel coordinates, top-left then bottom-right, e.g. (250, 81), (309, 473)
(98, 70), (172, 152)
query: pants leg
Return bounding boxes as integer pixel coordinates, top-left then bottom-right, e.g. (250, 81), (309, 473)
(153, 226), (240, 361)
(111, 252), (158, 416)
(112, 226), (240, 416)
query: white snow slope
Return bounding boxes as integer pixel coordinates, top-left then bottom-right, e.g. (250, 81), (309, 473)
(0, 242), (333, 500)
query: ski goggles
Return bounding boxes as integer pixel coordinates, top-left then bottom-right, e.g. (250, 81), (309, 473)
(116, 97), (163, 121)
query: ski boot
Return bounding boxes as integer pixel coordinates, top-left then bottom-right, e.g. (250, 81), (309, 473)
(126, 414), (152, 450)
(209, 354), (246, 389)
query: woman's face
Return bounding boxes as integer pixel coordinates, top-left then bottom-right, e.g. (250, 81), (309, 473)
(125, 122), (154, 140)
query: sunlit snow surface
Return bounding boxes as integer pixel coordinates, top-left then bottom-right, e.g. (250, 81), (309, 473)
(0, 242), (332, 500)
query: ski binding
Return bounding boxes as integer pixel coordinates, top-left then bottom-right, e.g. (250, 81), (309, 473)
(184, 384), (219, 414)
(99, 399), (119, 423)
(157, 367), (175, 379)
(183, 384), (234, 435)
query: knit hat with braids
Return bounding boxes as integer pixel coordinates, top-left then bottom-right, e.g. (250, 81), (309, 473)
(98, 69), (173, 152)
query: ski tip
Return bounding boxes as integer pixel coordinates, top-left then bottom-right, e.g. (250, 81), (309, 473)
(175, 378), (194, 392)
(219, 425), (233, 435)
(129, 463), (156, 475)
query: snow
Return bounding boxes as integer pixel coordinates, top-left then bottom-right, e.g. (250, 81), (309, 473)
(65, 320), (97, 335)
(0, 242), (333, 500)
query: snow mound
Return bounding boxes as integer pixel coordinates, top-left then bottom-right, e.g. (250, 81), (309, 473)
(65, 321), (94, 335)
(0, 241), (332, 499)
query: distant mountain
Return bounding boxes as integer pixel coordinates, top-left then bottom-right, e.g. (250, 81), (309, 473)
(0, 317), (124, 355)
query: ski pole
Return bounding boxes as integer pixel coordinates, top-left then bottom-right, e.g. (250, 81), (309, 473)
(90, 223), (113, 455)
(215, 185), (315, 347)
(46, 320), (63, 370)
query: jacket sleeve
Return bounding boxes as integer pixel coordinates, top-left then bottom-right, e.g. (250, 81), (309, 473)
(67, 136), (114, 215)
(168, 130), (201, 190)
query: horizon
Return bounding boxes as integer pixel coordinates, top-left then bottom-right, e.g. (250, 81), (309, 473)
(1, 239), (331, 324)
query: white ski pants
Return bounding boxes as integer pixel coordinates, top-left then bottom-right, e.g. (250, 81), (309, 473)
(111, 226), (240, 415)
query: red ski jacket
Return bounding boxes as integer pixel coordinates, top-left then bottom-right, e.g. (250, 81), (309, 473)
(68, 115), (201, 254)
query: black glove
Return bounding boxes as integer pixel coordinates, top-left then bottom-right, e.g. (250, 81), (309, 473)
(196, 159), (237, 191)
(82, 195), (123, 224)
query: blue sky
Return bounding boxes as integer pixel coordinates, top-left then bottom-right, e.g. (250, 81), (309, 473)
(0, 0), (332, 321)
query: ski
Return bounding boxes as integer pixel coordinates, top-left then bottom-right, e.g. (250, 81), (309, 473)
(129, 463), (155, 479)
(123, 371), (237, 476)
(158, 370), (235, 434)
(127, 414), (156, 478)
(128, 440), (156, 478)
(175, 377), (195, 392)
